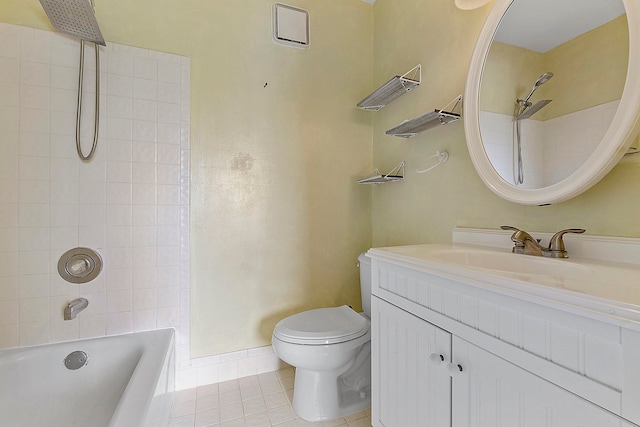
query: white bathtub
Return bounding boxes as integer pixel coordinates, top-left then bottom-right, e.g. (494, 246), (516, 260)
(0, 328), (175, 427)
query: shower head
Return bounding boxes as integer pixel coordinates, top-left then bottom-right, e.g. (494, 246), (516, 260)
(39, 0), (106, 46)
(522, 71), (554, 104)
(534, 72), (554, 88)
(517, 99), (552, 120)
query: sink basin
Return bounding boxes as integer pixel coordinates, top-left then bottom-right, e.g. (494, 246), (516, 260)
(429, 249), (593, 276)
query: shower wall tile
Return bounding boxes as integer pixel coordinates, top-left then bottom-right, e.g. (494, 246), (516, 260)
(158, 60), (181, 83)
(50, 318), (78, 342)
(20, 61), (49, 86)
(0, 228), (19, 253)
(158, 81), (180, 103)
(51, 68), (76, 92)
(0, 33), (20, 57)
(0, 181), (18, 205)
(51, 43), (77, 67)
(133, 56), (157, 80)
(0, 22), (190, 358)
(0, 57), (18, 82)
(107, 95), (133, 119)
(159, 122), (181, 144)
(108, 52), (133, 76)
(543, 100), (619, 185)
(19, 108), (49, 133)
(78, 314), (106, 338)
(133, 77), (157, 100)
(20, 321), (49, 346)
(133, 309), (157, 331)
(20, 38), (51, 63)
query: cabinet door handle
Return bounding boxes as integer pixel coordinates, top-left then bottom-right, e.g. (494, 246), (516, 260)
(447, 363), (464, 377)
(428, 353), (445, 365)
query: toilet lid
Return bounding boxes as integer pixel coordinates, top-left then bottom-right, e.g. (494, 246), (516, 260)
(273, 305), (369, 345)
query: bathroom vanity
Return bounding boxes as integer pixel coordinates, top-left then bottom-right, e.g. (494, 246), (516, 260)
(369, 228), (640, 427)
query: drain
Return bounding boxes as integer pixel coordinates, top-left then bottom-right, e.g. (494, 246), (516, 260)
(64, 350), (89, 370)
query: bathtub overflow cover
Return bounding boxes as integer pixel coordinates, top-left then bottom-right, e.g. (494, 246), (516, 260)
(64, 350), (89, 370)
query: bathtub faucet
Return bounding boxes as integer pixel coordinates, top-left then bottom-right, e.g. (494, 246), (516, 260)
(64, 298), (89, 320)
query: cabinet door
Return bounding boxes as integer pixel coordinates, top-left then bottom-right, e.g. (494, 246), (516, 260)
(452, 337), (627, 427)
(372, 297), (452, 427)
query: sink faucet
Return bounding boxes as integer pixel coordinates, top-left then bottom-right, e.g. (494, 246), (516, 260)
(500, 226), (585, 258)
(64, 298), (89, 320)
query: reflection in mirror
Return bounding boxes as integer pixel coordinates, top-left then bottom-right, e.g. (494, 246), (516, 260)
(479, 0), (628, 188)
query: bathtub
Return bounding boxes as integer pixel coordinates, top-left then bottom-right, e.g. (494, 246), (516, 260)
(0, 328), (175, 427)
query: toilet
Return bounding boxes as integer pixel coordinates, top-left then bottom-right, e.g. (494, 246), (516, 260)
(272, 252), (372, 422)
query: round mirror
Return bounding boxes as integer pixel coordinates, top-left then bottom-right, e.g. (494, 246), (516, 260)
(464, 0), (640, 205)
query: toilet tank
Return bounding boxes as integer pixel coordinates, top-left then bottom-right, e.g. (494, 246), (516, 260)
(358, 252), (372, 316)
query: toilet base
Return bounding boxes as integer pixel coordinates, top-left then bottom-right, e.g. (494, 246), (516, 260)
(291, 350), (371, 422)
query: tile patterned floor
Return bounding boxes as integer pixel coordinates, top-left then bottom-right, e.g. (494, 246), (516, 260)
(169, 368), (372, 427)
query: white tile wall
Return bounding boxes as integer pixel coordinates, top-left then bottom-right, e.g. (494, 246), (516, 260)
(0, 21), (290, 391)
(480, 100), (619, 187)
(0, 23), (190, 355)
(543, 100), (619, 184)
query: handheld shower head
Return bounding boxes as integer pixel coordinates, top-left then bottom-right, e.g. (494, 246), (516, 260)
(517, 71), (553, 108)
(533, 72), (554, 88)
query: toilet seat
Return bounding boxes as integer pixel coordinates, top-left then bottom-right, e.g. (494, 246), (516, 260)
(273, 305), (369, 345)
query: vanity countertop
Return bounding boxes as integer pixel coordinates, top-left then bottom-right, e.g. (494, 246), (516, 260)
(368, 242), (640, 330)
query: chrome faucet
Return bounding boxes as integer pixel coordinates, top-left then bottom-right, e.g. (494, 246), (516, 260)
(64, 298), (89, 320)
(500, 226), (585, 258)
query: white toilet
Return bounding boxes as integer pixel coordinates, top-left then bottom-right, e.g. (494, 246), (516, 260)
(272, 253), (372, 422)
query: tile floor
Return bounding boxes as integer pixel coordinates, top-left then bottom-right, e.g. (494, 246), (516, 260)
(169, 367), (372, 427)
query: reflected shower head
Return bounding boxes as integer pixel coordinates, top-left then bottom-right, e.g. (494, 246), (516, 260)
(521, 71), (554, 104)
(39, 0), (106, 46)
(534, 72), (554, 88)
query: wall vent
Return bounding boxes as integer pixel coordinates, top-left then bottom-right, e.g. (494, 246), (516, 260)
(272, 3), (310, 49)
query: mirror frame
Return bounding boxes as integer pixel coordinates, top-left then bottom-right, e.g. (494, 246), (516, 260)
(464, 0), (640, 205)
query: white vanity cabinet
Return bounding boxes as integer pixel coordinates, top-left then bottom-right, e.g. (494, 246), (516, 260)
(369, 243), (640, 427)
(372, 296), (451, 427)
(373, 297), (629, 427)
(452, 335), (628, 427)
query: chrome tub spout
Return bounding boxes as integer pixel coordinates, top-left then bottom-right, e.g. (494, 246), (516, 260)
(64, 298), (89, 320)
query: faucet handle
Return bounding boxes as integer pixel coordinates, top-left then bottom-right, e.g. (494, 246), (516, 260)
(548, 228), (585, 252)
(500, 225), (534, 254)
(501, 225), (523, 245)
(500, 225), (531, 244)
(500, 225), (523, 241)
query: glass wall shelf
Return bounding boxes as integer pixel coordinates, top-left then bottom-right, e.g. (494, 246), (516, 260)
(357, 65), (421, 111)
(386, 95), (462, 138)
(357, 162), (405, 184)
